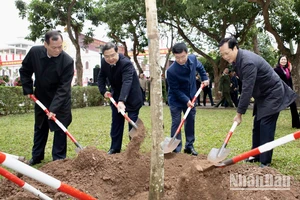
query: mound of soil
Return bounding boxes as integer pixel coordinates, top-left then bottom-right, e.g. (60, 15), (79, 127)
(1, 122), (299, 200)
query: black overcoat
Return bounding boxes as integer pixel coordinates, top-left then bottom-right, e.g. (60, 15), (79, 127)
(19, 46), (74, 131)
(233, 49), (297, 120)
(97, 54), (143, 111)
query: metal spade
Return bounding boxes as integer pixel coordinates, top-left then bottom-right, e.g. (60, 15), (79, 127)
(161, 84), (204, 154)
(108, 94), (144, 138)
(207, 121), (238, 163)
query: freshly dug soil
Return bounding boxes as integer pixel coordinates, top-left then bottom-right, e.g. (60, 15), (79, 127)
(1, 122), (299, 200)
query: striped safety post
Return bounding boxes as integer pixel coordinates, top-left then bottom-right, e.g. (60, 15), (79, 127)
(220, 130), (300, 166)
(0, 166), (52, 200)
(0, 152), (97, 200)
(1, 152), (26, 162)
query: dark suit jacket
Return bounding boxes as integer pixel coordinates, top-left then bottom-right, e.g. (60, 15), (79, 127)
(97, 53), (142, 111)
(233, 49), (297, 120)
(167, 54), (208, 108)
(20, 46), (74, 131)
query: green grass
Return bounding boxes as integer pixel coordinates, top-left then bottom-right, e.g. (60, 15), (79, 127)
(0, 106), (299, 180)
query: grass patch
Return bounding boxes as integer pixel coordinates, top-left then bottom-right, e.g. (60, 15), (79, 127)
(0, 106), (299, 180)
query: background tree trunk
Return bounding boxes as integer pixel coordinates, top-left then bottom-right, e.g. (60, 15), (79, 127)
(145, 0), (164, 199)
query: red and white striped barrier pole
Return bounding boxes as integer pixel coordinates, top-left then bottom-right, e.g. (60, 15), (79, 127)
(1, 152), (26, 162)
(0, 166), (52, 200)
(220, 130), (300, 166)
(0, 152), (97, 200)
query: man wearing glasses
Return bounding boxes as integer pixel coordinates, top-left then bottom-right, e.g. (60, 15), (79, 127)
(97, 42), (143, 154)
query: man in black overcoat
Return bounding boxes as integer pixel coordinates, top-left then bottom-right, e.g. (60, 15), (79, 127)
(20, 30), (74, 165)
(97, 42), (143, 154)
(219, 37), (297, 167)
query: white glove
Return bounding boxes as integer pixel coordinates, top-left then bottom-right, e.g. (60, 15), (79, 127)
(203, 80), (209, 86)
(117, 101), (126, 113)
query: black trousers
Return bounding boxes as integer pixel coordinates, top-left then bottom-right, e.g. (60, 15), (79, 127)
(252, 112), (279, 165)
(290, 101), (300, 128)
(203, 88), (214, 106)
(32, 117), (67, 161)
(109, 103), (140, 151)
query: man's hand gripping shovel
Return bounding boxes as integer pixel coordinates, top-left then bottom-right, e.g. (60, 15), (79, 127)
(29, 94), (84, 153)
(107, 94), (143, 138)
(161, 83), (205, 154)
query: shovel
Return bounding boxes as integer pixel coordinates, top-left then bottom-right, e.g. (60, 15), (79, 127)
(196, 129), (300, 171)
(217, 129), (300, 167)
(161, 83), (204, 154)
(207, 121), (238, 163)
(107, 94), (143, 138)
(29, 94), (84, 153)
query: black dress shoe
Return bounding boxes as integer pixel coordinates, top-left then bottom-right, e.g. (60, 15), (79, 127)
(184, 148), (198, 156)
(173, 149), (180, 153)
(260, 163), (271, 168)
(107, 149), (121, 154)
(28, 158), (42, 166)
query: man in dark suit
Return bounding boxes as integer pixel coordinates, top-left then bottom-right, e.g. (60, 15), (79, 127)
(219, 37), (297, 167)
(19, 30), (74, 165)
(97, 42), (143, 154)
(167, 42), (209, 156)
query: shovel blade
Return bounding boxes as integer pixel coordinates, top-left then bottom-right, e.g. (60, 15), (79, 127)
(207, 148), (231, 163)
(129, 118), (144, 138)
(161, 137), (181, 154)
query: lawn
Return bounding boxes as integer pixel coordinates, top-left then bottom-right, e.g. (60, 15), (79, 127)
(0, 105), (299, 180)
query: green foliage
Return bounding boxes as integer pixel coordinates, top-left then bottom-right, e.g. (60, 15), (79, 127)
(88, 0), (148, 62)
(0, 86), (33, 115)
(15, 0), (94, 42)
(85, 86), (103, 107)
(0, 86), (104, 115)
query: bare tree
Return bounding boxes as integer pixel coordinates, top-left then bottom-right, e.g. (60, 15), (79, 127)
(145, 0), (164, 199)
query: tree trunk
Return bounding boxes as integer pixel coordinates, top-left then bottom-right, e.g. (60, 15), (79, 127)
(145, 0), (164, 199)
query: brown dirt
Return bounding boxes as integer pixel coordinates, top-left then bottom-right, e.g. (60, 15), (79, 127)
(1, 122), (300, 200)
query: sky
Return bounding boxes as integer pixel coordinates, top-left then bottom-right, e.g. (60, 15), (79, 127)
(0, 1), (31, 45)
(0, 1), (109, 46)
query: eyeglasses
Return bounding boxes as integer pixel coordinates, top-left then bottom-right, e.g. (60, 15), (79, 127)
(174, 54), (187, 62)
(103, 52), (117, 59)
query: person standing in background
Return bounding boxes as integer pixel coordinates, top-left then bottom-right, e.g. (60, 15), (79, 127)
(229, 70), (239, 107)
(195, 73), (202, 106)
(202, 72), (215, 106)
(167, 42), (209, 156)
(274, 55), (300, 128)
(139, 73), (147, 105)
(19, 30), (74, 166)
(214, 68), (234, 108)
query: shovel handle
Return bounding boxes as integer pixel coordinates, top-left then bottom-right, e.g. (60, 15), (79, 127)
(107, 94), (138, 129)
(221, 130), (300, 166)
(217, 121), (238, 158)
(173, 83), (205, 137)
(29, 95), (83, 150)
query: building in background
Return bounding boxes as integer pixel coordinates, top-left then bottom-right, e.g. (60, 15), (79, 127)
(0, 38), (34, 85)
(0, 33), (171, 86)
